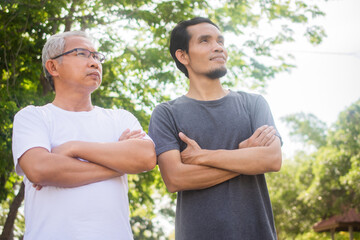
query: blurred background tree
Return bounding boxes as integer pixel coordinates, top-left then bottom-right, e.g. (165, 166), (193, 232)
(1, 0), (326, 239)
(267, 99), (360, 239)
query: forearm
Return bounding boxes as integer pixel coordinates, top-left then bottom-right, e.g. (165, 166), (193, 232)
(165, 164), (239, 192)
(196, 138), (282, 174)
(158, 150), (239, 193)
(70, 139), (156, 174)
(19, 148), (122, 188)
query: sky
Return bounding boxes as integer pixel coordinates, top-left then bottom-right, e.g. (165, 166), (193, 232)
(261, 0), (360, 158)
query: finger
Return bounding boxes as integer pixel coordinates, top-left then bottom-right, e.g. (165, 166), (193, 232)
(129, 129), (142, 134)
(257, 126), (273, 141)
(120, 128), (130, 138)
(178, 132), (189, 143)
(179, 132), (195, 145)
(127, 129), (143, 136)
(119, 129), (130, 141)
(126, 130), (142, 138)
(238, 139), (247, 149)
(258, 127), (273, 145)
(33, 183), (42, 190)
(251, 125), (269, 139)
(129, 132), (146, 139)
(265, 134), (277, 146)
(260, 128), (276, 145)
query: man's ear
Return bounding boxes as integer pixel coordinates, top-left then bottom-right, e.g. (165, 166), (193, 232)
(45, 59), (60, 78)
(175, 49), (189, 66)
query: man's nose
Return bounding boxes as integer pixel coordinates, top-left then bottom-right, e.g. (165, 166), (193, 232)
(88, 55), (100, 68)
(213, 42), (224, 52)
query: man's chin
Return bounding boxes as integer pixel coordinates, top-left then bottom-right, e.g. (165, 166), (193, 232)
(206, 67), (227, 79)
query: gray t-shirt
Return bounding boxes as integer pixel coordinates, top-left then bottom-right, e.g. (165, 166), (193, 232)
(149, 90), (281, 240)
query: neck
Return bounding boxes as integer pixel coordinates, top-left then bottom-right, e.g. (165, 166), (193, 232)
(52, 91), (93, 112)
(186, 76), (228, 101)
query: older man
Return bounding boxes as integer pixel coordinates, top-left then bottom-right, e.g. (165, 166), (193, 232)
(12, 31), (156, 240)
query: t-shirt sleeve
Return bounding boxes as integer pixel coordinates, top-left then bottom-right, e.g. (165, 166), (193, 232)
(12, 106), (51, 176)
(250, 95), (283, 145)
(148, 104), (180, 156)
(117, 109), (152, 142)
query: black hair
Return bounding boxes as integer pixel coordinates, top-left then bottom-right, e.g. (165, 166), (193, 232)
(169, 17), (219, 78)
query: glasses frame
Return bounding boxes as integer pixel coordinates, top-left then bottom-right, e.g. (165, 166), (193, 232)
(51, 48), (106, 63)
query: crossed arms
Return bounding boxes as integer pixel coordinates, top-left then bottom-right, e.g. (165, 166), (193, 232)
(19, 129), (156, 188)
(158, 125), (282, 193)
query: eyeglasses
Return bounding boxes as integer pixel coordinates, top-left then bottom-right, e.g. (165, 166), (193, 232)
(51, 48), (106, 63)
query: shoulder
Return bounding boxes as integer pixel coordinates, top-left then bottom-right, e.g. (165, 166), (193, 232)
(151, 98), (180, 121)
(12, 105), (53, 139)
(153, 96), (186, 114)
(15, 105), (41, 115)
(233, 90), (263, 102)
(14, 105), (36, 117)
(14, 104), (51, 121)
(232, 91), (268, 108)
(150, 98), (188, 129)
(152, 99), (178, 115)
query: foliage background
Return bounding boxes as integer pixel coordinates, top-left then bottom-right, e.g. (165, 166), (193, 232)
(1, 0), (358, 239)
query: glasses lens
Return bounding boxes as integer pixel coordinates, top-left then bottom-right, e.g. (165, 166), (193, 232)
(95, 53), (105, 63)
(77, 49), (90, 57)
(73, 48), (105, 63)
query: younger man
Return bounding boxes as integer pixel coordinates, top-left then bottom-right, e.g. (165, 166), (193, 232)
(149, 17), (282, 239)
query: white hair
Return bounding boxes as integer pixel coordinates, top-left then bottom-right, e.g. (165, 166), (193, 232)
(42, 31), (92, 90)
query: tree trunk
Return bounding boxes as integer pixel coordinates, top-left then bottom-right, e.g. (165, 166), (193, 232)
(0, 182), (25, 240)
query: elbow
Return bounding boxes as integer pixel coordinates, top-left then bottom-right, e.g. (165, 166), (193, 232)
(269, 152), (282, 172)
(133, 146), (156, 173)
(143, 148), (157, 172)
(167, 187), (178, 194)
(24, 165), (50, 185)
(128, 141), (156, 173)
(165, 180), (180, 193)
(265, 139), (282, 172)
(162, 175), (183, 193)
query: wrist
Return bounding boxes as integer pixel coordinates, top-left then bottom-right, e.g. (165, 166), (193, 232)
(197, 149), (211, 165)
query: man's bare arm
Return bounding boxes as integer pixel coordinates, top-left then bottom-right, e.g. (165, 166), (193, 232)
(180, 129), (282, 175)
(20, 129), (152, 188)
(53, 138), (156, 174)
(158, 150), (239, 193)
(158, 125), (277, 192)
(19, 147), (122, 188)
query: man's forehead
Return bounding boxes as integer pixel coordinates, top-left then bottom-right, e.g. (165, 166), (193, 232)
(64, 36), (95, 50)
(187, 23), (222, 39)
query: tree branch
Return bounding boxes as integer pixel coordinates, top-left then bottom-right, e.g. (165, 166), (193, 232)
(0, 182), (25, 240)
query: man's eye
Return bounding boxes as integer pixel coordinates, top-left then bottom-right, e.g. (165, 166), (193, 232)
(77, 51), (88, 56)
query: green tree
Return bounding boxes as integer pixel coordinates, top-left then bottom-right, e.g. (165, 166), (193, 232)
(1, 0), (325, 238)
(282, 113), (327, 148)
(269, 99), (360, 239)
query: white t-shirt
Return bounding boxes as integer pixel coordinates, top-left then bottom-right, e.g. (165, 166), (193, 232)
(12, 103), (150, 240)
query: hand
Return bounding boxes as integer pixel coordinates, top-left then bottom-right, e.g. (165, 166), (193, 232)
(239, 125), (276, 149)
(32, 183), (43, 191)
(51, 141), (75, 157)
(119, 129), (145, 141)
(179, 132), (203, 165)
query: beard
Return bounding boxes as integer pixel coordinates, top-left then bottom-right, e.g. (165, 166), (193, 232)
(205, 67), (227, 79)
